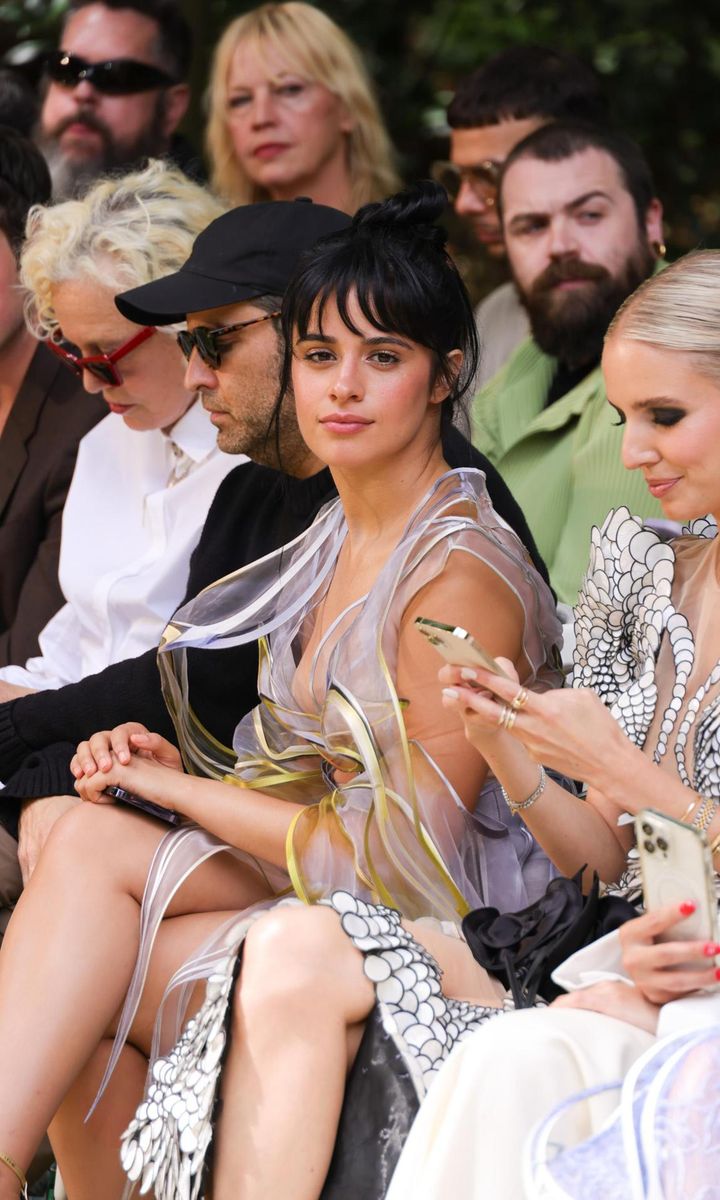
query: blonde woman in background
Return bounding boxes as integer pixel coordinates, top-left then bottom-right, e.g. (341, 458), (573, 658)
(206, 1), (399, 212)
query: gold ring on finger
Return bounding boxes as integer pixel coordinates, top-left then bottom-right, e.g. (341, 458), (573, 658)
(511, 687), (529, 711)
(498, 704), (517, 731)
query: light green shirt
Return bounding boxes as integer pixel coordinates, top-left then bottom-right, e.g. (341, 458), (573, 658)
(472, 338), (663, 604)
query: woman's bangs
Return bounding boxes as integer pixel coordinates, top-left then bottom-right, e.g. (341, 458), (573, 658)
(288, 234), (454, 358)
(252, 16), (320, 86)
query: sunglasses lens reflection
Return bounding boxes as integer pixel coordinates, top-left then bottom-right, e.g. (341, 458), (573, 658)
(177, 329), (220, 369)
(196, 329), (220, 368)
(86, 361), (121, 386)
(176, 331), (193, 362)
(45, 51), (173, 96)
(48, 341), (81, 377)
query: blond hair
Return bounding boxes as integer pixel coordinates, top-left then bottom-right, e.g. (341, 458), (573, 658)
(607, 251), (720, 386)
(21, 159), (225, 340)
(206, 2), (399, 211)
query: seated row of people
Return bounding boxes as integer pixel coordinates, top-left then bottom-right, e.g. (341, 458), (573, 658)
(0, 165), (716, 1199)
(0, 160), (541, 922)
(2, 28), (669, 651)
(34, 0), (399, 211)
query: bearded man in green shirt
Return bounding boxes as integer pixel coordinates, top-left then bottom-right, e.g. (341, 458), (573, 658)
(472, 120), (665, 604)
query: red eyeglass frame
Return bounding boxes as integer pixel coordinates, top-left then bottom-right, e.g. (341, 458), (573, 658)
(48, 325), (157, 387)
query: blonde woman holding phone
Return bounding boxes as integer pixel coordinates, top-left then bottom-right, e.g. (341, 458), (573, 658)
(388, 251), (720, 1199)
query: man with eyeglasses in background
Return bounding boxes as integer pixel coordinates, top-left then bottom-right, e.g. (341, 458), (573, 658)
(0, 197), (547, 930)
(434, 46), (606, 387)
(472, 120), (665, 605)
(36, 0), (197, 200)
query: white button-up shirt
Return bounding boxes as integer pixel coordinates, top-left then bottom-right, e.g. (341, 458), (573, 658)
(0, 399), (239, 690)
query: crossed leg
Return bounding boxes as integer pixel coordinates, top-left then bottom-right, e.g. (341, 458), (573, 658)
(0, 801), (273, 1200)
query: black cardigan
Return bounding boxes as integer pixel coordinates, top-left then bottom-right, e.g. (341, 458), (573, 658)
(0, 428), (546, 835)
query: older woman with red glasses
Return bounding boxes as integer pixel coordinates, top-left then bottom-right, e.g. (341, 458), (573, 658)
(0, 160), (233, 709)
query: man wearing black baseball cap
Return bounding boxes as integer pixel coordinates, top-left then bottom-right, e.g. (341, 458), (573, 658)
(0, 196), (546, 899)
(115, 197), (347, 474)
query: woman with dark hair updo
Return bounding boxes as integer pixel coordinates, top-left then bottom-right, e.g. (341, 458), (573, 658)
(0, 183), (562, 1200)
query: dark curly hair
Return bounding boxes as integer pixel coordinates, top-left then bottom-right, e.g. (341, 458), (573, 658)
(0, 127), (51, 257)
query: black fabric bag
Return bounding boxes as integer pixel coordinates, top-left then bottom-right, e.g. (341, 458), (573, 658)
(462, 870), (638, 1008)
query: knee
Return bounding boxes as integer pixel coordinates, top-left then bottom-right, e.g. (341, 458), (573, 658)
(42, 799), (126, 869)
(238, 904), (372, 1026)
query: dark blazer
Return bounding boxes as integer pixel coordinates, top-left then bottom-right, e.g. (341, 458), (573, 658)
(0, 343), (105, 667)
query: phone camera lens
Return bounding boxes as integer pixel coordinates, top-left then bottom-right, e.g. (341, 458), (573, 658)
(656, 837), (669, 852)
(641, 823), (653, 836)
(643, 839), (655, 853)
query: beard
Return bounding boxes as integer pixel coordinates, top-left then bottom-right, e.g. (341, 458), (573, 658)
(519, 240), (656, 368)
(36, 97), (168, 201)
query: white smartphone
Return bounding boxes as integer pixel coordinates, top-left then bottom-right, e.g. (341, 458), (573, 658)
(635, 808), (718, 942)
(414, 617), (511, 679)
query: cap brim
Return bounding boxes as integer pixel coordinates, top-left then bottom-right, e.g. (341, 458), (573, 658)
(115, 268), (267, 326)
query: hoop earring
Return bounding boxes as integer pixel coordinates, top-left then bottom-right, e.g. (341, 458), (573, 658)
(653, 240), (667, 259)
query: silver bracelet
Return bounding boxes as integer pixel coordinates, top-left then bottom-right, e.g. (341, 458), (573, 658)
(501, 765), (547, 813)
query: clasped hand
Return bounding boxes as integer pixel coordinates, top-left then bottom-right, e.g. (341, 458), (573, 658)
(71, 722), (184, 807)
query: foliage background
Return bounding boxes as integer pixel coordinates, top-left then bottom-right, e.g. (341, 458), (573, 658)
(2, 0), (719, 297)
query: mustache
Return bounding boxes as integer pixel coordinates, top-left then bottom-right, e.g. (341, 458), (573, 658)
(530, 258), (610, 295)
(49, 107), (113, 145)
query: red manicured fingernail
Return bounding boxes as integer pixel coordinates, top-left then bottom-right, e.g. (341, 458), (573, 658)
(715, 967), (720, 981)
(679, 901), (696, 915)
(703, 943), (720, 957)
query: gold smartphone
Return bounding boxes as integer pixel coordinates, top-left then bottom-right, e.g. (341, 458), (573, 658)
(635, 808), (718, 942)
(414, 617), (511, 679)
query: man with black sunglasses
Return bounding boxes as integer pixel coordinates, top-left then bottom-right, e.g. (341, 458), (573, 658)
(36, 0), (197, 200)
(0, 197), (547, 927)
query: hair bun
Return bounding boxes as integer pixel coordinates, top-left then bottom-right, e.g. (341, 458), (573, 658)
(352, 180), (448, 249)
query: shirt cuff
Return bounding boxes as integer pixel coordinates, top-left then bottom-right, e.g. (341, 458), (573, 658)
(551, 928), (633, 990)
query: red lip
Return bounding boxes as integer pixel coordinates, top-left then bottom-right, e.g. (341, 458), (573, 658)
(645, 476), (681, 498)
(319, 413), (374, 434)
(107, 401), (131, 415)
(320, 413), (372, 425)
(253, 143), (290, 160)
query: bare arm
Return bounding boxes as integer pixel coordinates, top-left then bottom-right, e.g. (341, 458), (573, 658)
(441, 665), (720, 883)
(396, 552), (528, 811)
(74, 740), (300, 872)
(72, 554), (530, 865)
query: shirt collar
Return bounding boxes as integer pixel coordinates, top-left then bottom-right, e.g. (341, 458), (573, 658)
(163, 397), (219, 464)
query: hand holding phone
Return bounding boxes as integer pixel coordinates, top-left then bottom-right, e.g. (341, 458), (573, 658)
(104, 785), (182, 827)
(414, 617), (511, 679)
(635, 808), (717, 942)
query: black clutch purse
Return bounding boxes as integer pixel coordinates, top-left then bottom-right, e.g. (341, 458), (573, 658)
(462, 869), (638, 1008)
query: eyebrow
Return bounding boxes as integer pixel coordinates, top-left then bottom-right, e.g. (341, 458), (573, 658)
(632, 396), (686, 410)
(507, 189), (613, 227)
(609, 397), (686, 415)
(296, 333), (413, 349)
